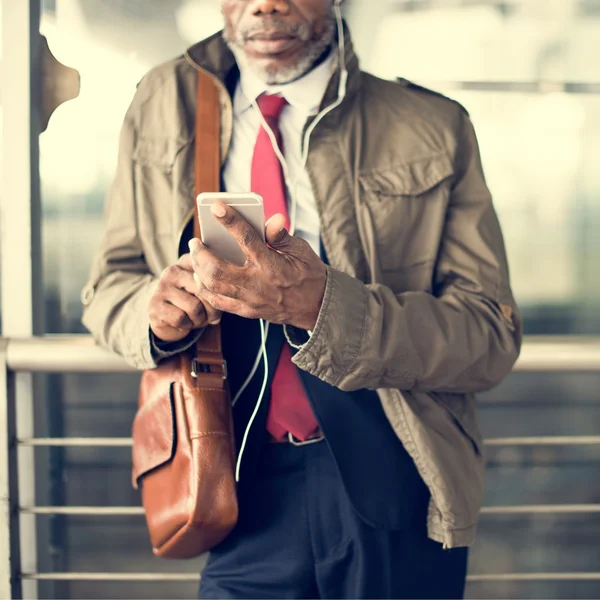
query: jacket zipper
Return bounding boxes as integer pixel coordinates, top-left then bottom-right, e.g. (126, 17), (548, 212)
(176, 51), (235, 248)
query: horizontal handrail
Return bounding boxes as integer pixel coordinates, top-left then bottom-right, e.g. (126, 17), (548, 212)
(23, 573), (201, 582)
(467, 573), (600, 582)
(17, 435), (600, 447)
(5, 336), (134, 373)
(20, 504), (600, 516)
(21, 572), (600, 582)
(484, 436), (600, 446)
(3, 335), (600, 373)
(19, 438), (133, 447)
(21, 507), (143, 516)
(480, 504), (600, 514)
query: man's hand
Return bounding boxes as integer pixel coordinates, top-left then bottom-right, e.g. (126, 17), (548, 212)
(148, 254), (223, 343)
(189, 202), (327, 331)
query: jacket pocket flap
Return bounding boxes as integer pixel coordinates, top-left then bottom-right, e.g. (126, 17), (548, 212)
(433, 391), (483, 455)
(131, 383), (176, 488)
(133, 136), (191, 171)
(360, 153), (453, 196)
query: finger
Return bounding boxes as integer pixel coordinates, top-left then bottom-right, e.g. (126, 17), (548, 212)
(188, 239), (244, 300)
(167, 269), (222, 325)
(210, 201), (265, 260)
(193, 265), (244, 302)
(156, 266), (216, 327)
(160, 263), (197, 294)
(162, 287), (207, 329)
(188, 238), (233, 277)
(265, 214), (287, 247)
(200, 291), (261, 321)
(193, 273), (223, 325)
(177, 253), (195, 272)
(265, 216), (307, 255)
(175, 253), (230, 319)
(158, 262), (221, 316)
(154, 301), (195, 333)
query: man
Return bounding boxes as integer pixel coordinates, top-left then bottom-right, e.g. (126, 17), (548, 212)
(82, 0), (522, 597)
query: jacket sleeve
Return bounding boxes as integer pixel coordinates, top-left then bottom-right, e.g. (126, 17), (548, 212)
(81, 89), (207, 371)
(80, 99), (162, 371)
(292, 112), (522, 394)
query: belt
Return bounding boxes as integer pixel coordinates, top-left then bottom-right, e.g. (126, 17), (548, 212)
(268, 429), (325, 447)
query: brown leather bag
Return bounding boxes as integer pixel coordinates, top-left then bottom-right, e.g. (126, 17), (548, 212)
(131, 70), (238, 559)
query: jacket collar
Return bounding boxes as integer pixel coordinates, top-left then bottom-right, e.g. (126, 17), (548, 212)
(185, 22), (361, 112)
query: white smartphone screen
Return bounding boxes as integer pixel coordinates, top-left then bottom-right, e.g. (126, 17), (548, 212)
(196, 192), (265, 267)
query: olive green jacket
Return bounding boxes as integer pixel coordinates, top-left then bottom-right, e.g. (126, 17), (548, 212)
(82, 29), (522, 548)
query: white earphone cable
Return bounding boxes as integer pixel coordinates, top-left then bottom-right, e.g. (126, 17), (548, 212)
(235, 318), (269, 482)
(301, 0), (348, 166)
(232, 321), (270, 407)
(233, 2), (348, 481)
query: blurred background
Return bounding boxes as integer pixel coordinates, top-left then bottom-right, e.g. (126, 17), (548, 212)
(1, 0), (600, 598)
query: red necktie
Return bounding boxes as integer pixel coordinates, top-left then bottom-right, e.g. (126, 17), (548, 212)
(251, 94), (320, 442)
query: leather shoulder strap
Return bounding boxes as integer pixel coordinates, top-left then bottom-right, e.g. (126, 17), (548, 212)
(195, 71), (221, 205)
(192, 70), (225, 372)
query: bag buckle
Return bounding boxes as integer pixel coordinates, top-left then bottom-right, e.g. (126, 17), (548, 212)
(287, 431), (325, 447)
(191, 358), (228, 380)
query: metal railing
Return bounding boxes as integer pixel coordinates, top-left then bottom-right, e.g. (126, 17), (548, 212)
(7, 334), (600, 373)
(2, 335), (600, 598)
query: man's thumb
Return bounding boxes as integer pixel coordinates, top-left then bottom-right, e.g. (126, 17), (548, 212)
(265, 214), (290, 248)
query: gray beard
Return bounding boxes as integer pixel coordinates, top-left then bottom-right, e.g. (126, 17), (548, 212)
(224, 19), (336, 86)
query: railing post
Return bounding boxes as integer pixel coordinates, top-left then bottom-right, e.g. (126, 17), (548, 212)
(0, 339), (23, 599)
(1, 0), (44, 597)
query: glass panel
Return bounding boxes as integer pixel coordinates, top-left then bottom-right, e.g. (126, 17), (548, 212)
(39, 0), (223, 333)
(355, 0), (600, 334)
(365, 0), (600, 83)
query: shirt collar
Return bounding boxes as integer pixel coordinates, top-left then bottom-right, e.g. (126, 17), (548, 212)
(235, 51), (336, 118)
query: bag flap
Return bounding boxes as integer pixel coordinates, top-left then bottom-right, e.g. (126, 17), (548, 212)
(131, 379), (177, 489)
(360, 152), (453, 196)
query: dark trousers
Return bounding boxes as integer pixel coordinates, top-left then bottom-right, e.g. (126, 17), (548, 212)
(199, 440), (468, 599)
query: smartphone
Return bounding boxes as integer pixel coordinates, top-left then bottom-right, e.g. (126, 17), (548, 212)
(197, 192), (265, 267)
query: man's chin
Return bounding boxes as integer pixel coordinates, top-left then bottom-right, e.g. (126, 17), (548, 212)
(252, 59), (311, 85)
(226, 33), (332, 86)
(235, 50), (314, 86)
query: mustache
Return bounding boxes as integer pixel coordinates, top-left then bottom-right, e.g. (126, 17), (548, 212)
(238, 19), (312, 43)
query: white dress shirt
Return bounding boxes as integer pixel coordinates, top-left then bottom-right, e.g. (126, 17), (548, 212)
(222, 53), (336, 255)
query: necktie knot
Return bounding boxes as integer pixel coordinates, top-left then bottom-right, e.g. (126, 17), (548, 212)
(257, 93), (287, 123)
